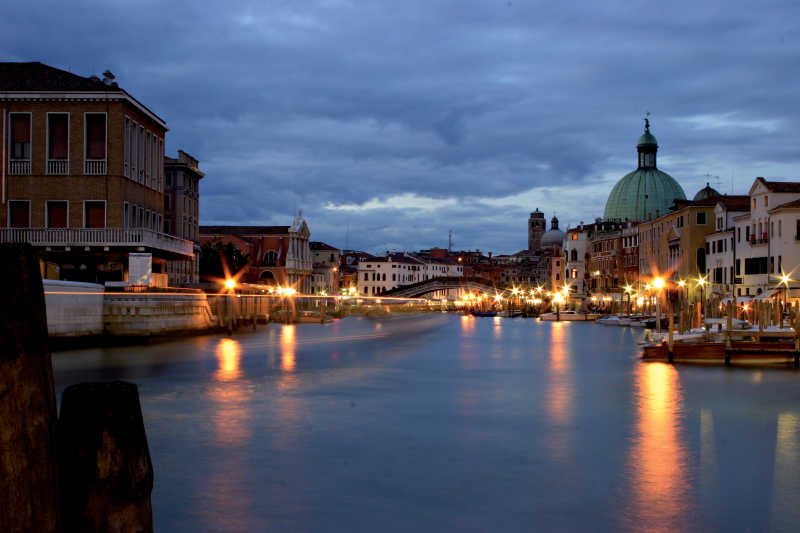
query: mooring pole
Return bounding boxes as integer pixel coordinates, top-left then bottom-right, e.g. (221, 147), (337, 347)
(0, 244), (60, 533)
(58, 381), (154, 533)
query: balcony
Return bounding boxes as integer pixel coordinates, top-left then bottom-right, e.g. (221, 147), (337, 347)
(749, 234), (768, 246)
(84, 159), (107, 175)
(0, 227), (193, 257)
(47, 159), (69, 175)
(8, 159), (31, 175)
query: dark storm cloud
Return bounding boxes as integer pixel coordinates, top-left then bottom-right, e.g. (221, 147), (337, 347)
(3, 0), (800, 252)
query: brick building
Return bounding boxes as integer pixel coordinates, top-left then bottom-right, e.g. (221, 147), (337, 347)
(0, 62), (192, 284)
(200, 212), (313, 292)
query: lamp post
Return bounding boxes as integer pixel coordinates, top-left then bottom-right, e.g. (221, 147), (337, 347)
(780, 273), (791, 328)
(695, 275), (707, 329)
(624, 284), (633, 315)
(553, 291), (564, 321)
(224, 278), (236, 334)
(652, 277), (665, 333)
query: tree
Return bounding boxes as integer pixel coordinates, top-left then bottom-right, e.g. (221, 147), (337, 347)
(199, 242), (249, 280)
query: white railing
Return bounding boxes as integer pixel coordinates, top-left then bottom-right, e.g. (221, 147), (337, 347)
(0, 227), (193, 256)
(8, 159), (31, 175)
(47, 159), (69, 175)
(84, 159), (107, 175)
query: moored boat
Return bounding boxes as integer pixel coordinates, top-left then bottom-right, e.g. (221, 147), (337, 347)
(470, 310), (498, 317)
(540, 310), (595, 321)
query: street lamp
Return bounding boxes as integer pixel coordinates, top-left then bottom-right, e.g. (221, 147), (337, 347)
(780, 272), (792, 327)
(553, 292), (565, 321)
(652, 276), (665, 333)
(696, 275), (707, 325)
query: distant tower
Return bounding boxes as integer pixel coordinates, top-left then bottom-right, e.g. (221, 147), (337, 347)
(528, 208), (546, 252)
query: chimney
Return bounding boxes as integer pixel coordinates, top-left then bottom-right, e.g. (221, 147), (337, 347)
(102, 69), (116, 86)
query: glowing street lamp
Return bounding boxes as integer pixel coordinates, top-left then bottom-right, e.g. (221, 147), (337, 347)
(652, 277), (665, 333)
(224, 278), (236, 290)
(779, 272), (792, 326)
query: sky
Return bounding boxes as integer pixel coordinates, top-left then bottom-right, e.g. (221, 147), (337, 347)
(2, 0), (799, 254)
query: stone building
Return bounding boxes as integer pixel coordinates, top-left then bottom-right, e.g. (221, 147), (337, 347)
(164, 150), (204, 285)
(309, 241), (341, 295)
(200, 212), (313, 293)
(0, 61), (192, 286)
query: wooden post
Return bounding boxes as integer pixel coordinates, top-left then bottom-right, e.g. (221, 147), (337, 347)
(58, 381), (154, 533)
(0, 244), (60, 533)
(667, 298), (674, 364)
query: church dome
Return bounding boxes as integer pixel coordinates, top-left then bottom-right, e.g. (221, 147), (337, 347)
(693, 182), (720, 201)
(603, 120), (686, 222)
(541, 215), (565, 249)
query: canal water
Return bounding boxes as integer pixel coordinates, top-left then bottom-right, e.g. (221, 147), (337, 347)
(53, 314), (800, 532)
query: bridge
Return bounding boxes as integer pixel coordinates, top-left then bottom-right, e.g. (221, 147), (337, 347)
(381, 276), (498, 298)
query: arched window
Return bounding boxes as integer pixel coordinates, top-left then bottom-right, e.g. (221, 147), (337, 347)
(570, 249), (578, 261)
(262, 250), (278, 266)
(382, 273), (386, 281)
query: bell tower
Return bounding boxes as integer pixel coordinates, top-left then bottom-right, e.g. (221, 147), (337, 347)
(528, 208), (546, 252)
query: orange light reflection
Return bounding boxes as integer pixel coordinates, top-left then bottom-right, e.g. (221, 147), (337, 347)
(625, 363), (691, 531)
(545, 321), (572, 462)
(281, 325), (296, 372)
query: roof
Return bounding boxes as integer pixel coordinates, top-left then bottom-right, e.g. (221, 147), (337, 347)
(604, 168), (686, 222)
(693, 183), (720, 201)
(310, 241), (340, 251)
(200, 225), (291, 236)
(753, 177), (800, 193)
(0, 61), (167, 129)
(0, 62), (115, 91)
(716, 195), (750, 212)
(769, 198), (800, 213)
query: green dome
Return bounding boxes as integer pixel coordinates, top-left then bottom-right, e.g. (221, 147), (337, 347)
(693, 182), (720, 201)
(603, 168), (686, 221)
(637, 131), (658, 146)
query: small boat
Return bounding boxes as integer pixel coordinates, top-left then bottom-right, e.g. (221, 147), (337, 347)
(470, 310), (498, 317)
(540, 310), (594, 321)
(596, 315), (624, 326)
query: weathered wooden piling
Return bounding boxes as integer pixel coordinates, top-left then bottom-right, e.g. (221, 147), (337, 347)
(58, 381), (154, 533)
(0, 244), (61, 533)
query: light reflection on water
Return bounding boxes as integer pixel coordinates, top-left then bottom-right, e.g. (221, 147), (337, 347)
(50, 315), (800, 532)
(625, 363), (691, 532)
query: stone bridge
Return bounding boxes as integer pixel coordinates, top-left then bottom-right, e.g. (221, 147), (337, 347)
(382, 276), (498, 298)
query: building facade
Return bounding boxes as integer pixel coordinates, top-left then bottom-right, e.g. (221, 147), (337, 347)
(0, 62), (192, 285)
(164, 150), (204, 285)
(200, 212), (313, 292)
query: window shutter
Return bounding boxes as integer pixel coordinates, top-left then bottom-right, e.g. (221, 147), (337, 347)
(85, 202), (105, 228)
(86, 114), (106, 159)
(48, 114), (69, 160)
(12, 114), (30, 143)
(47, 202), (68, 228)
(10, 201), (29, 228)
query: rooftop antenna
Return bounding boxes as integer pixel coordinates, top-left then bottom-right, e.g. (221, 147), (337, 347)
(448, 229), (453, 252)
(345, 222), (350, 251)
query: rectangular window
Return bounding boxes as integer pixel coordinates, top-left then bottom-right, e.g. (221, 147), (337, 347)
(745, 226), (750, 241)
(85, 113), (106, 159)
(744, 257), (769, 275)
(736, 259), (741, 276)
(765, 196), (769, 207)
(47, 113), (69, 160)
(46, 201), (68, 228)
(8, 200), (30, 228)
(84, 201), (106, 228)
(10, 113), (31, 160)
(771, 256), (775, 273)
(696, 212), (706, 225)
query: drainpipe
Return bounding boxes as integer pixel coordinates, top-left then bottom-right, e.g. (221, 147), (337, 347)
(1, 107), (6, 205)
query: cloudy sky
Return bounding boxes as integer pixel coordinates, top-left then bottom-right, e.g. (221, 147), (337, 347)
(3, 0), (799, 253)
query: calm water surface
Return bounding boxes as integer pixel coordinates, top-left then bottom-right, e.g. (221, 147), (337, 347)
(53, 314), (800, 532)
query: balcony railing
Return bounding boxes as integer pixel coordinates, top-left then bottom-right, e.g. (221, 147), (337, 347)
(0, 227), (193, 257)
(8, 159), (31, 175)
(47, 159), (69, 175)
(84, 159), (107, 175)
